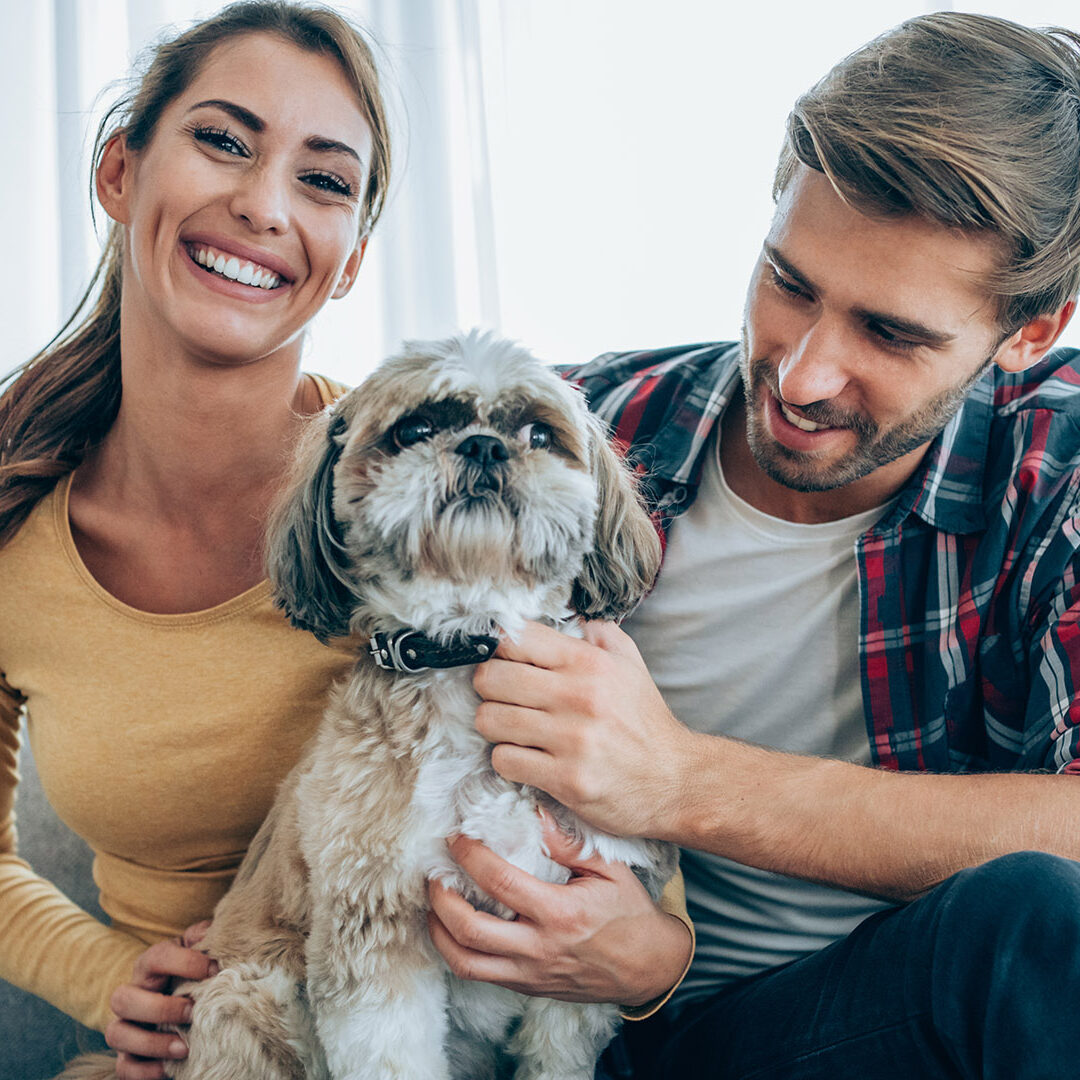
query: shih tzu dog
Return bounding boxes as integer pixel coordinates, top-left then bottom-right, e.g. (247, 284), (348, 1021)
(60, 332), (675, 1080)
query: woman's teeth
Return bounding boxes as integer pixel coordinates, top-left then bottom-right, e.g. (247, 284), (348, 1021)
(780, 402), (829, 432)
(190, 245), (281, 289)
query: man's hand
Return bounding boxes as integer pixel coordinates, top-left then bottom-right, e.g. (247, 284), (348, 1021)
(106, 922), (216, 1080)
(473, 620), (698, 840)
(427, 820), (692, 1007)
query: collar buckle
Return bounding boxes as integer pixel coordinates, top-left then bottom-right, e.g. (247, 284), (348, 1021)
(369, 629), (425, 673)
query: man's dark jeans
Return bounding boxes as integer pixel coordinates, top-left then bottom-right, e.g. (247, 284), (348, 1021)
(598, 851), (1080, 1079)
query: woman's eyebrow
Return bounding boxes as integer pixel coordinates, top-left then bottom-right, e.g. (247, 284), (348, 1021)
(304, 135), (362, 164)
(187, 99), (362, 163)
(189, 98), (264, 131)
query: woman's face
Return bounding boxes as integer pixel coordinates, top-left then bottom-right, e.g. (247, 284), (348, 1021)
(98, 32), (374, 367)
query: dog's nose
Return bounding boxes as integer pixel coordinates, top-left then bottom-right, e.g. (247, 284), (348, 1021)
(455, 434), (509, 470)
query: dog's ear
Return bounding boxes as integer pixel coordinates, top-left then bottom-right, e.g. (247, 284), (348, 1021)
(265, 407), (356, 643)
(571, 413), (661, 621)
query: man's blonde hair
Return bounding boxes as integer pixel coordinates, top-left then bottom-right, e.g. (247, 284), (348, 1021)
(775, 12), (1080, 332)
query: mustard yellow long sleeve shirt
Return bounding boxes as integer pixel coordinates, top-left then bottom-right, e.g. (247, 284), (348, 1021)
(0, 376), (357, 1031)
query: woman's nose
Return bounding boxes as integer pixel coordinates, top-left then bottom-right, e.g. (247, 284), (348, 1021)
(229, 165), (290, 234)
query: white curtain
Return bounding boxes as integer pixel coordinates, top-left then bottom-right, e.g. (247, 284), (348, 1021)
(4, 0), (1080, 387)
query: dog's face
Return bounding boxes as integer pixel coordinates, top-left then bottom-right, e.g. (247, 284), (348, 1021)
(268, 333), (661, 641)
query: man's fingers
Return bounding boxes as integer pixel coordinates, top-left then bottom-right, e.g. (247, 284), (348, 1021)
(427, 878), (532, 955)
(427, 906), (521, 986)
(489, 743), (564, 797)
(581, 619), (646, 665)
(493, 621), (578, 668)
(473, 655), (558, 709)
(474, 700), (553, 749)
(444, 834), (562, 922)
(493, 618), (643, 668)
(537, 813), (618, 878)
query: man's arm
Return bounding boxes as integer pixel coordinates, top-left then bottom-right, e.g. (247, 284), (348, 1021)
(475, 620), (1080, 905)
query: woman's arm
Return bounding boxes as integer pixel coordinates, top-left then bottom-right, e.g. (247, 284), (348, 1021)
(0, 674), (144, 1030)
(1, 690), (215, 1079)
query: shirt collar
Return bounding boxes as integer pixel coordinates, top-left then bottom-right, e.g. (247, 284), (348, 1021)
(874, 375), (993, 536)
(623, 343), (743, 487)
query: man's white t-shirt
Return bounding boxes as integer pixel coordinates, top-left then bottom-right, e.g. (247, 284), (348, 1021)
(623, 427), (896, 1008)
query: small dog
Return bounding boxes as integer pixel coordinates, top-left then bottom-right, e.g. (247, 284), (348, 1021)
(61, 332), (675, 1080)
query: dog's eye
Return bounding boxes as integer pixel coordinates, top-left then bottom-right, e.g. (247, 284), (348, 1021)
(392, 415), (435, 449)
(516, 422), (553, 450)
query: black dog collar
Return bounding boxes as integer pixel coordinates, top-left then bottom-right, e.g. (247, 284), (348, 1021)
(368, 629), (499, 674)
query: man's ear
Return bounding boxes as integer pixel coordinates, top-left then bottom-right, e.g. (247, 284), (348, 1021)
(994, 301), (1076, 374)
(332, 236), (368, 299)
(95, 134), (134, 225)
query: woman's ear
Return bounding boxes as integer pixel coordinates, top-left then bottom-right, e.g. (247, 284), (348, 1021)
(95, 134), (134, 225)
(332, 236), (369, 299)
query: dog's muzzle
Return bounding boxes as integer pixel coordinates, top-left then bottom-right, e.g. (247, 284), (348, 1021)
(369, 628), (500, 673)
(456, 433), (509, 494)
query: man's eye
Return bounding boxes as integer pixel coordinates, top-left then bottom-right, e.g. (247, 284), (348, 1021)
(392, 415), (435, 448)
(869, 324), (922, 353)
(769, 267), (806, 299)
(516, 422), (553, 449)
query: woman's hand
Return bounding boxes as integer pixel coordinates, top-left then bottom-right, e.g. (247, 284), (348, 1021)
(106, 921), (216, 1080)
(427, 818), (691, 1008)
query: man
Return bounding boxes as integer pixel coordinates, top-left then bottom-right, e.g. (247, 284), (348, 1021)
(429, 12), (1080, 1078)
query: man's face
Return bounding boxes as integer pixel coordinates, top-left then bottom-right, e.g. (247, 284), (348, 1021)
(739, 165), (1007, 502)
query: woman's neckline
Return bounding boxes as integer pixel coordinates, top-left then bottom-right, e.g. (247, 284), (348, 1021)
(52, 372), (339, 624)
(55, 471), (274, 624)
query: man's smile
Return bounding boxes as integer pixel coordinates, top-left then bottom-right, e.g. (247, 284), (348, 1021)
(757, 377), (865, 460)
(778, 400), (837, 433)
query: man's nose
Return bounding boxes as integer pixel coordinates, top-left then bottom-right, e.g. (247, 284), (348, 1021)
(229, 164), (290, 234)
(777, 317), (851, 405)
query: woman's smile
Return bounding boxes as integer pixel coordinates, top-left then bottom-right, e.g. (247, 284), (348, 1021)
(186, 242), (287, 290)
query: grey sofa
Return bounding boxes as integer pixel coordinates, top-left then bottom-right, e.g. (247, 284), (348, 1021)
(0, 722), (109, 1080)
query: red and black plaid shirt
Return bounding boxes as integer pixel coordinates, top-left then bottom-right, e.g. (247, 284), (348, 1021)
(567, 342), (1080, 775)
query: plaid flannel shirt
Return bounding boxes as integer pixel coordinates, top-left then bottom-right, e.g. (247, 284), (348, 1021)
(566, 342), (1080, 775)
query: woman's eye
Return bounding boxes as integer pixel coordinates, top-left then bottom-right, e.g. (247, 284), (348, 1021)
(516, 422), (553, 449)
(191, 125), (247, 157)
(392, 415), (435, 448)
(300, 171), (355, 198)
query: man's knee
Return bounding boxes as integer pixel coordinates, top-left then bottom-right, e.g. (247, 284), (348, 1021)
(934, 850), (1080, 947)
(924, 851), (1080, 1068)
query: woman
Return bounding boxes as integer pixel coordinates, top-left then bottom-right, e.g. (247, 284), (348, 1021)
(0, 4), (690, 1078)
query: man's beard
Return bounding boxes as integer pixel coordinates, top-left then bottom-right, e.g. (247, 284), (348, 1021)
(737, 334), (995, 493)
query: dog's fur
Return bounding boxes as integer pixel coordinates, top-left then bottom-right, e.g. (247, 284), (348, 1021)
(59, 332), (675, 1080)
